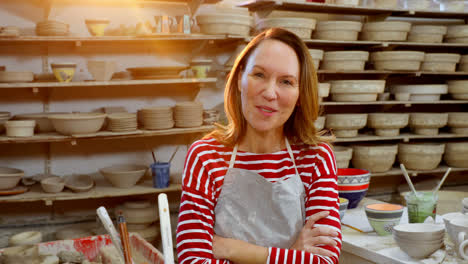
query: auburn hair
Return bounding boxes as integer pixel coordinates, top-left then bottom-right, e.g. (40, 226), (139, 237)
(206, 27), (330, 147)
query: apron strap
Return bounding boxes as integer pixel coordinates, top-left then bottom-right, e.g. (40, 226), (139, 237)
(229, 144), (238, 169)
(285, 138), (300, 177)
(229, 138), (299, 175)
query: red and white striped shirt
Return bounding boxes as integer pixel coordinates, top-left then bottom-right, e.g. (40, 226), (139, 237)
(176, 137), (342, 264)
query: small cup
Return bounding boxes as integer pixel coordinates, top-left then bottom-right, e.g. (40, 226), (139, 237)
(404, 191), (438, 223)
(150, 162), (170, 188)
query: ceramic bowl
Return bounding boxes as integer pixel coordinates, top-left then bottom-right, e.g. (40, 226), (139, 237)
(337, 168), (370, 209)
(50, 63), (76, 82)
(448, 112), (468, 134)
(8, 231), (42, 246)
(85, 19), (109, 36)
(40, 176), (65, 193)
(48, 113), (107, 135)
(371, 51), (425, 71)
(339, 197), (349, 220)
(398, 143), (445, 170)
(322, 51), (369, 71)
(5, 120), (35, 137)
(318, 83), (330, 99)
(330, 80), (385, 102)
(64, 174), (94, 192)
(409, 113), (448, 136)
(309, 49), (324, 70)
(314, 116), (326, 131)
(314, 21), (362, 41)
(0, 167), (24, 190)
(352, 144), (398, 173)
(87, 60), (116, 81)
(256, 17), (316, 39)
(394, 235), (444, 259)
(116, 200), (159, 224)
(326, 114), (368, 137)
(334, 146), (353, 168)
(367, 113), (409, 136)
(365, 203), (404, 236)
(100, 164), (147, 188)
(444, 141), (468, 168)
(393, 223), (445, 240)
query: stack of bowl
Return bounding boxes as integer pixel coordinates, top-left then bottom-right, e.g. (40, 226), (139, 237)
(329, 80), (385, 102)
(371, 51), (425, 71)
(174, 102), (203, 128)
(367, 113), (409, 136)
(138, 106), (174, 130)
(321, 51), (369, 71)
(409, 113), (448, 136)
(365, 203), (404, 236)
(0, 112), (11, 133)
(361, 21), (411, 41)
(36, 20), (69, 36)
(334, 146), (353, 168)
(352, 144), (398, 173)
(398, 143), (445, 170)
(447, 80), (468, 100)
(448, 112), (468, 134)
(408, 25), (447, 43)
(107, 113), (137, 132)
(308, 49), (324, 70)
(446, 25), (468, 43)
(326, 113), (368, 137)
(422, 53), (461, 72)
(443, 141), (468, 168)
(314, 21), (363, 41)
(393, 223), (445, 259)
(257, 17), (317, 39)
(116, 200), (160, 244)
(337, 168), (371, 209)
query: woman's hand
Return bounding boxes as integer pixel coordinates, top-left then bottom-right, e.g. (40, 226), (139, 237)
(213, 235), (269, 264)
(212, 235), (230, 260)
(290, 211), (339, 257)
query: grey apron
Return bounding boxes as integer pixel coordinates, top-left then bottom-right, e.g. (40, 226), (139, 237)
(214, 138), (306, 248)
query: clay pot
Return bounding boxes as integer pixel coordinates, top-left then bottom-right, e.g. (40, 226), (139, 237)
(116, 200), (159, 224)
(314, 21), (362, 41)
(330, 80), (385, 102)
(371, 51), (425, 71)
(40, 176), (65, 193)
(398, 143), (445, 170)
(256, 17), (316, 39)
(409, 113), (448, 136)
(361, 21), (411, 41)
(9, 231), (42, 246)
(391, 84), (448, 102)
(422, 53), (461, 72)
(448, 112), (468, 134)
(367, 113), (409, 136)
(198, 14), (253, 36)
(352, 144), (398, 173)
(334, 146), (353, 169)
(326, 114), (368, 137)
(322, 51), (369, 71)
(444, 141), (468, 168)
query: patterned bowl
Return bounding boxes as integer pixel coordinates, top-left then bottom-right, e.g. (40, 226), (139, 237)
(338, 168), (371, 209)
(365, 203), (404, 236)
(339, 197), (349, 220)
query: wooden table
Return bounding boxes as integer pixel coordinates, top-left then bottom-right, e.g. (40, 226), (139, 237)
(339, 198), (463, 264)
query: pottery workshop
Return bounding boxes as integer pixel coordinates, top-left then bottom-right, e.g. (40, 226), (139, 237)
(1, 0), (468, 263)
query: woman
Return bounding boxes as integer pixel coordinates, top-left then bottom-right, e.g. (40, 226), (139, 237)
(176, 28), (341, 264)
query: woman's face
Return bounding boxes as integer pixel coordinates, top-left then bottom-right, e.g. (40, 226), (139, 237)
(238, 39), (300, 134)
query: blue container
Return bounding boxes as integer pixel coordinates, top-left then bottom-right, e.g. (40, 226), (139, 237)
(150, 162), (170, 188)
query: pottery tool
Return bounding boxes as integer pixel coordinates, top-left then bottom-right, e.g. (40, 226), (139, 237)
(400, 163), (419, 197)
(342, 223), (366, 233)
(433, 167), (452, 195)
(96, 206), (125, 262)
(118, 215), (134, 264)
(158, 193), (174, 264)
(168, 145), (180, 163)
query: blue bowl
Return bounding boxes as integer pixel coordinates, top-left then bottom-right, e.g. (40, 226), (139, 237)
(339, 189), (368, 209)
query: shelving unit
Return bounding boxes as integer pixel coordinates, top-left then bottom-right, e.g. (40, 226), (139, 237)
(241, 0), (468, 194)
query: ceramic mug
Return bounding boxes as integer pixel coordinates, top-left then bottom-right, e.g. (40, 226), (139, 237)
(448, 218), (468, 260)
(154, 15), (176, 33)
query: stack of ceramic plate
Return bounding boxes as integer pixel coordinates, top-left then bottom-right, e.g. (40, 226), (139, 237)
(0, 112), (11, 133)
(36, 20), (69, 36)
(126, 66), (187, 80)
(107, 113), (137, 132)
(174, 102), (203, 128)
(139, 106), (174, 130)
(0, 26), (19, 37)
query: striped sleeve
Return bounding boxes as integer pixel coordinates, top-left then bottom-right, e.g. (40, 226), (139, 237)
(267, 143), (342, 264)
(176, 139), (231, 264)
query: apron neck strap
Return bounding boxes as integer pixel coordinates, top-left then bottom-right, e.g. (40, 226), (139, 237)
(229, 138), (298, 172)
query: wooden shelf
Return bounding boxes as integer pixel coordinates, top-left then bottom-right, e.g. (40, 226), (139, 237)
(322, 100), (468, 106)
(0, 126), (214, 144)
(0, 179), (182, 204)
(317, 70), (468, 76)
(0, 78), (217, 89)
(334, 132), (468, 143)
(238, 0), (468, 19)
(0, 34), (246, 46)
(371, 166), (466, 177)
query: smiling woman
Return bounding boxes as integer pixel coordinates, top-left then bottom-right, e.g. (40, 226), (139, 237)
(176, 28), (341, 264)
